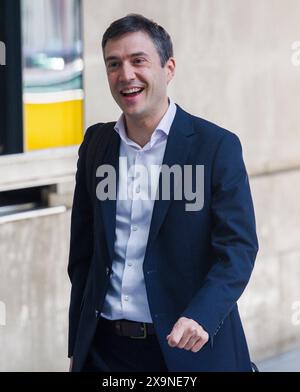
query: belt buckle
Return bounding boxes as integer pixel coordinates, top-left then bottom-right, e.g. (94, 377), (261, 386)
(130, 322), (147, 339)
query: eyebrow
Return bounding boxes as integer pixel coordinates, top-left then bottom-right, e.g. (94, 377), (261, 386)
(105, 52), (149, 63)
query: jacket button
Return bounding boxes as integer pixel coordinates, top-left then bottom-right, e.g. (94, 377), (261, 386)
(106, 267), (110, 275)
(95, 310), (99, 319)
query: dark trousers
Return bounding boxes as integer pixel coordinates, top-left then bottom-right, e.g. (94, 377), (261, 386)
(82, 318), (168, 372)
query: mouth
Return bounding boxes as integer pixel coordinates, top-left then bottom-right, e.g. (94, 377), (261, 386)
(120, 87), (145, 98)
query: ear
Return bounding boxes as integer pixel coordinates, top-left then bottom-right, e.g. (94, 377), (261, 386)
(165, 57), (176, 84)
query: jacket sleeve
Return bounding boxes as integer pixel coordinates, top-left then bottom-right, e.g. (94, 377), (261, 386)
(67, 125), (98, 358)
(181, 132), (259, 346)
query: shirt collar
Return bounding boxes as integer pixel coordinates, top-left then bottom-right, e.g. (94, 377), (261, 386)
(114, 98), (177, 146)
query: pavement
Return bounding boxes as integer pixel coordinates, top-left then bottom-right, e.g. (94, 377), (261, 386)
(257, 346), (300, 372)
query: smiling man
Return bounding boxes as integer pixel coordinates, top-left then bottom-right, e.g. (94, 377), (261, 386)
(68, 14), (258, 372)
(104, 28), (175, 148)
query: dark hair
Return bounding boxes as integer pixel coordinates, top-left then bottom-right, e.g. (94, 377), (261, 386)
(102, 14), (173, 67)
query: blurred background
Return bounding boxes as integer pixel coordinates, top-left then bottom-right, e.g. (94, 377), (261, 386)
(0, 0), (300, 372)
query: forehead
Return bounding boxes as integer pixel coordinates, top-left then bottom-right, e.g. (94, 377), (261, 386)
(104, 31), (159, 59)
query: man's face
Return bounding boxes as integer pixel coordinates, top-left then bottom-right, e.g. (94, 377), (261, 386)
(103, 31), (175, 120)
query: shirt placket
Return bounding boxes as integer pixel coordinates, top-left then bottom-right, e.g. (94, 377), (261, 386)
(121, 149), (146, 314)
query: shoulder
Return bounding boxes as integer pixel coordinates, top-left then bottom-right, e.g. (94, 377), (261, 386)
(176, 104), (240, 146)
(84, 122), (108, 138)
(83, 121), (116, 142)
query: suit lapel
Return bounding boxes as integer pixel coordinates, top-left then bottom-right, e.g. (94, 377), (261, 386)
(144, 105), (195, 264)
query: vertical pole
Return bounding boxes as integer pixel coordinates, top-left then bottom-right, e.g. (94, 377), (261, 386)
(0, 0), (23, 155)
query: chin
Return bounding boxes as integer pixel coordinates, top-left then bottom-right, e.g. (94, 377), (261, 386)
(124, 107), (145, 117)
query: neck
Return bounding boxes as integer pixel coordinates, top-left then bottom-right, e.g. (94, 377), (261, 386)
(124, 97), (169, 147)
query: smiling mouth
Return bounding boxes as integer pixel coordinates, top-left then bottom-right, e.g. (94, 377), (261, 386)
(120, 87), (144, 97)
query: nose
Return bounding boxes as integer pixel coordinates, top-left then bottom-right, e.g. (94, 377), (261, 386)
(119, 61), (135, 83)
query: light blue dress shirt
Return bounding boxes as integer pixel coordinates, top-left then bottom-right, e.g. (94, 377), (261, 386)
(101, 99), (177, 322)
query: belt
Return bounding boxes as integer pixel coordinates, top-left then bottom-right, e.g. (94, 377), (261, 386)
(99, 317), (155, 339)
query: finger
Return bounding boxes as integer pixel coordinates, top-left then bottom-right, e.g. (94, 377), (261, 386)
(177, 328), (198, 349)
(183, 335), (201, 350)
(167, 323), (184, 347)
(191, 334), (209, 352)
(191, 338), (206, 352)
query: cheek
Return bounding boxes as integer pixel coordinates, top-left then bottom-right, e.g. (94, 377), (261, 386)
(108, 76), (118, 91)
(153, 78), (167, 96)
(154, 71), (167, 87)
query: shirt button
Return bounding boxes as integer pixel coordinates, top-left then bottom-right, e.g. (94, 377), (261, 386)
(128, 262), (132, 267)
(136, 185), (140, 193)
(132, 225), (138, 231)
(124, 296), (129, 301)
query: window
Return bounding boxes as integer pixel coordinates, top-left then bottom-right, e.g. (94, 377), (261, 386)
(21, 0), (84, 151)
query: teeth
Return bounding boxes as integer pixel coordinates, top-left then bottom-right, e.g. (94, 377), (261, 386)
(121, 87), (143, 94)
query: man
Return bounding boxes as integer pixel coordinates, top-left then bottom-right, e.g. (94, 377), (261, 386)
(68, 14), (258, 372)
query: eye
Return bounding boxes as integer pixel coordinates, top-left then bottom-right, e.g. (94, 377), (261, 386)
(107, 61), (119, 70)
(133, 57), (146, 65)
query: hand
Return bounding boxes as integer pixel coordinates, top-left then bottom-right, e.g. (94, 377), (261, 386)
(166, 317), (209, 353)
(69, 356), (73, 372)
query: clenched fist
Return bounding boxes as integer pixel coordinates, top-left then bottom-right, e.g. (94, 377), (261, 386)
(166, 317), (209, 353)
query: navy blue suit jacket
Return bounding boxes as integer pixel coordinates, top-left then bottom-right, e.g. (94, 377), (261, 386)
(68, 104), (258, 372)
